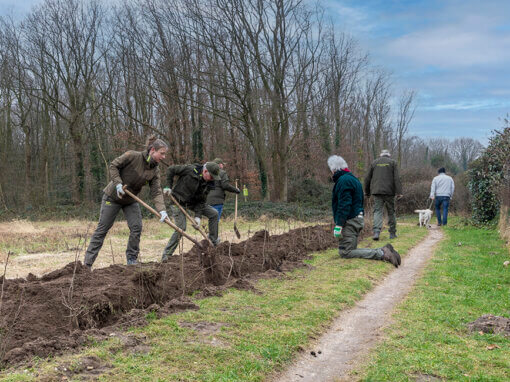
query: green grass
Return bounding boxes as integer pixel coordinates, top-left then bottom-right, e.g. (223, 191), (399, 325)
(1, 223), (426, 381)
(354, 219), (510, 381)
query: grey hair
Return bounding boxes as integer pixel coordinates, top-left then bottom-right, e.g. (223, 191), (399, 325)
(327, 155), (348, 172)
(380, 149), (391, 157)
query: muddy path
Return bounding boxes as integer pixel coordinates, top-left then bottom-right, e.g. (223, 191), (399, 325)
(275, 227), (443, 382)
(0, 224), (336, 367)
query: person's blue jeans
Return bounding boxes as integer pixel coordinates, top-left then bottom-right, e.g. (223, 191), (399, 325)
(435, 196), (450, 226)
(211, 204), (223, 222)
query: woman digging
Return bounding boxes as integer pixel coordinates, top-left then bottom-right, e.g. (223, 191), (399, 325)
(84, 135), (169, 269)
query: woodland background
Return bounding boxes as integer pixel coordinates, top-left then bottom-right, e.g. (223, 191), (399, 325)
(0, 0), (486, 218)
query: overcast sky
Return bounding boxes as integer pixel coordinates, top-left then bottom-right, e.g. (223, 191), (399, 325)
(323, 0), (510, 143)
(2, 0), (509, 144)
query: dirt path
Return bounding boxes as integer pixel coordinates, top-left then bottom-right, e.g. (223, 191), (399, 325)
(275, 227), (444, 382)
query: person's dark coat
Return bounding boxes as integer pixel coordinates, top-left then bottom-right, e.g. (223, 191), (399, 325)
(364, 156), (402, 196)
(167, 164), (212, 211)
(206, 169), (238, 205)
(332, 170), (364, 227)
(103, 150), (165, 212)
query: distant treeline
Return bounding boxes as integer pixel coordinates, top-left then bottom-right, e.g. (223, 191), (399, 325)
(0, 0), (483, 216)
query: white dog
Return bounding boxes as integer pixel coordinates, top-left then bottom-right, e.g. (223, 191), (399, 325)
(414, 209), (432, 228)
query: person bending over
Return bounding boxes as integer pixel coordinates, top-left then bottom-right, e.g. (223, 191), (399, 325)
(161, 161), (221, 260)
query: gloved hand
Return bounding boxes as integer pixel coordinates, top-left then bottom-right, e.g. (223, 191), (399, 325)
(333, 225), (342, 238)
(234, 187), (241, 194)
(159, 210), (168, 223)
(194, 217), (201, 226)
(163, 187), (172, 196)
(116, 183), (125, 198)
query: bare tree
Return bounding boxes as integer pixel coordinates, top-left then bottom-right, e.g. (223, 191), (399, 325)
(451, 137), (484, 171)
(24, 0), (106, 203)
(395, 89), (416, 168)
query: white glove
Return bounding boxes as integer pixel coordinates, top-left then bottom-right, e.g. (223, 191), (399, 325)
(163, 187), (172, 196)
(159, 211), (168, 223)
(194, 217), (201, 226)
(116, 183), (125, 198)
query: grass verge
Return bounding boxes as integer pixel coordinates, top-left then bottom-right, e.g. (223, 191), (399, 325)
(353, 220), (510, 381)
(1, 223), (427, 381)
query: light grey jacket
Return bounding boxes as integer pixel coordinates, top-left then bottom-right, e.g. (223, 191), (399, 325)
(430, 173), (455, 198)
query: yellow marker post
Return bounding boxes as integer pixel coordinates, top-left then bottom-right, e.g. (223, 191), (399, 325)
(243, 185), (249, 202)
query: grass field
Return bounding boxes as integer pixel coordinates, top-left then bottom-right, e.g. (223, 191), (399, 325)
(353, 219), (510, 381)
(1, 220), (426, 381)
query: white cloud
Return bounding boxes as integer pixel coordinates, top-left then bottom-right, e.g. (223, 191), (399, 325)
(322, 1), (376, 33)
(421, 99), (510, 111)
(385, 6), (510, 68)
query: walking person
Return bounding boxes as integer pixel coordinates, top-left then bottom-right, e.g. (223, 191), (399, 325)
(364, 149), (403, 240)
(161, 162), (221, 260)
(329, 155), (401, 267)
(206, 158), (240, 221)
(84, 136), (169, 269)
(430, 167), (455, 226)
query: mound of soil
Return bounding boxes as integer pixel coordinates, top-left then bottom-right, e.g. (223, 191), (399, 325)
(0, 224), (336, 366)
(467, 314), (510, 337)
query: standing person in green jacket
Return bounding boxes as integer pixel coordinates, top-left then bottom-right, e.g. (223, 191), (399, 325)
(84, 136), (169, 269)
(328, 155), (401, 267)
(161, 162), (221, 260)
(364, 149), (403, 241)
(206, 158), (240, 221)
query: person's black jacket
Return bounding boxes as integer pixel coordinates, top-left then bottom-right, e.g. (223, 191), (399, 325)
(167, 164), (212, 211)
(206, 169), (239, 205)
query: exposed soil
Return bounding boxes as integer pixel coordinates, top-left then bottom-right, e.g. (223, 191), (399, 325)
(0, 224), (336, 367)
(467, 314), (510, 337)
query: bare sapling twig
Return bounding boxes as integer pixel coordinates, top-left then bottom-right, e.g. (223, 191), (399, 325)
(61, 236), (85, 331)
(61, 225), (90, 332)
(110, 238), (115, 264)
(261, 222), (268, 269)
(239, 236), (248, 278)
(0, 251), (11, 316)
(0, 286), (26, 365)
(226, 241), (234, 280)
(179, 237), (186, 296)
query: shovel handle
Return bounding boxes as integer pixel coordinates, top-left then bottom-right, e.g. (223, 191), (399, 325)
(167, 192), (213, 246)
(122, 186), (204, 249)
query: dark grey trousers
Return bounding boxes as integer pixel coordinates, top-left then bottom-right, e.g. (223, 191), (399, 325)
(372, 195), (397, 234)
(84, 194), (142, 266)
(162, 204), (218, 260)
(339, 216), (384, 260)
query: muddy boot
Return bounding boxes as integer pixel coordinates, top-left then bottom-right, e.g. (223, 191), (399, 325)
(85, 264), (92, 271)
(381, 245), (399, 268)
(389, 233), (397, 239)
(372, 231), (380, 241)
(127, 259), (138, 265)
(384, 243), (401, 266)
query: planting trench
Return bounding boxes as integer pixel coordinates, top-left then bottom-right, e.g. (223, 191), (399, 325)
(0, 224), (336, 366)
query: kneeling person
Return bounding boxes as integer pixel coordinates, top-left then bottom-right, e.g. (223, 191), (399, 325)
(328, 155), (401, 267)
(161, 162), (220, 260)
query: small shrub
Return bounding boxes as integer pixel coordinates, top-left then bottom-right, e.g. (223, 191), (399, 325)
(468, 127), (510, 223)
